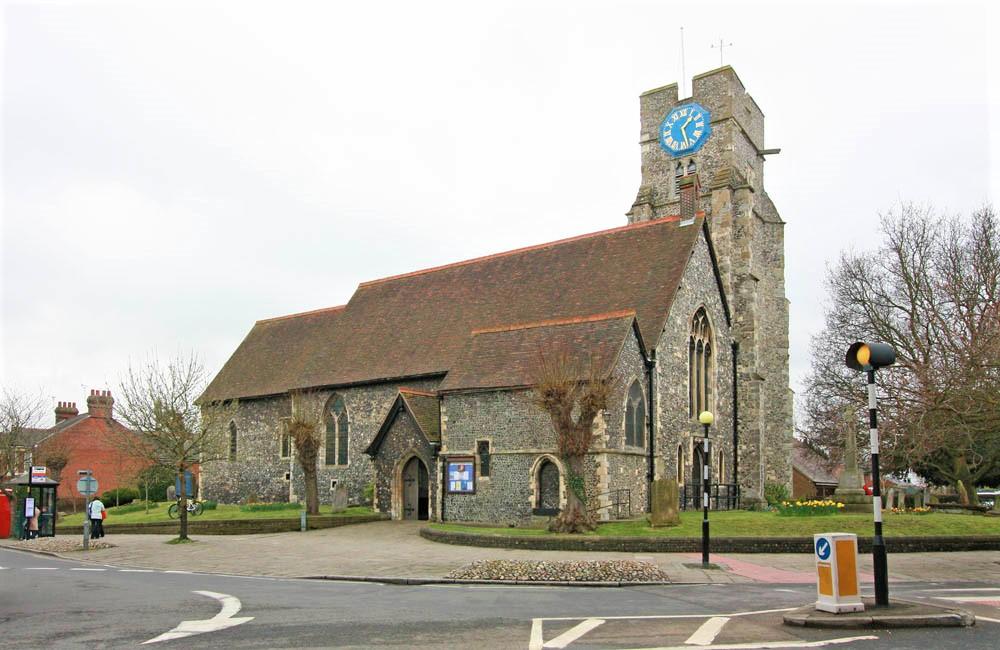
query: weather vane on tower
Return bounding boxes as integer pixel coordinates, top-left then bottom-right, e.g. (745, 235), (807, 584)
(711, 38), (734, 66)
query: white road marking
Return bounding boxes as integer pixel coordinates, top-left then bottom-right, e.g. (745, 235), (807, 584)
(141, 590), (253, 644)
(163, 570), (192, 574)
(25, 567), (58, 570)
(684, 616), (730, 645)
(622, 636), (877, 650)
(544, 618), (605, 648)
(71, 568), (106, 571)
(978, 616), (1000, 624)
(120, 569), (154, 573)
(924, 587), (1000, 592)
(774, 589), (802, 594)
(933, 596), (1000, 603)
(529, 619), (545, 650)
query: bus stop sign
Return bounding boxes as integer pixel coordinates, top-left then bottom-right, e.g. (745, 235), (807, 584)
(76, 476), (99, 496)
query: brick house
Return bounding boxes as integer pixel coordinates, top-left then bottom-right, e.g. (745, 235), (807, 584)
(791, 440), (842, 500)
(199, 66), (793, 522)
(29, 390), (150, 505)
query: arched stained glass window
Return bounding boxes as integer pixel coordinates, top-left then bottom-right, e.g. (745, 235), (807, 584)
(325, 394), (350, 466)
(624, 380), (646, 448)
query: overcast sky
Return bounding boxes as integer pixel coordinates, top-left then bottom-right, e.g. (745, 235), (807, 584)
(2, 0), (997, 424)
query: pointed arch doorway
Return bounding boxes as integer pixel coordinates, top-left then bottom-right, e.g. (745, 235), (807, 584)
(402, 456), (429, 521)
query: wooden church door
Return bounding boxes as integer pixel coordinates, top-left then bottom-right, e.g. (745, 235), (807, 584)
(402, 457), (429, 521)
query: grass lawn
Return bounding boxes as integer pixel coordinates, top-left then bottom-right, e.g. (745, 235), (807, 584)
(429, 510), (1000, 538)
(59, 503), (374, 526)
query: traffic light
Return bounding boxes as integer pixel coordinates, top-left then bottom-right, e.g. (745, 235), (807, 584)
(845, 341), (896, 371)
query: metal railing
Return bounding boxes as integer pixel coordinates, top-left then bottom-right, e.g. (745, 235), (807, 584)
(589, 488), (632, 520)
(680, 483), (740, 511)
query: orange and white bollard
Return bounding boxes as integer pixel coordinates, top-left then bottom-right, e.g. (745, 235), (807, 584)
(814, 533), (864, 613)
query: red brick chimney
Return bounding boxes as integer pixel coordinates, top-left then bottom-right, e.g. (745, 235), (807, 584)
(86, 390), (114, 419)
(55, 401), (79, 423)
(678, 170), (701, 223)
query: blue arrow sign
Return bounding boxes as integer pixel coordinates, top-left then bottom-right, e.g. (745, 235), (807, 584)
(815, 537), (832, 561)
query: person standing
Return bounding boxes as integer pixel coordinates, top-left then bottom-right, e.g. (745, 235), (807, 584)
(27, 504), (40, 539)
(89, 497), (105, 539)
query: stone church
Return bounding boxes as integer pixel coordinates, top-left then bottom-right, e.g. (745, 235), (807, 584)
(199, 66), (793, 523)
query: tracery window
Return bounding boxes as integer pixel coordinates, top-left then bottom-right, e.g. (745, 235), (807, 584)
(325, 394), (350, 466)
(689, 307), (714, 418)
(624, 380), (646, 448)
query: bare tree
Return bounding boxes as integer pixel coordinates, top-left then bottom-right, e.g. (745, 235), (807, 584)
(288, 391), (321, 515)
(115, 352), (237, 540)
(801, 205), (1000, 502)
(0, 387), (46, 480)
(532, 348), (610, 534)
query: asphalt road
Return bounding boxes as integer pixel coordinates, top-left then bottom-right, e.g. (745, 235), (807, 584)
(2, 547), (999, 649)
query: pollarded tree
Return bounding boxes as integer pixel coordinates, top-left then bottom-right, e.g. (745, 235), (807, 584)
(288, 391), (321, 516)
(115, 352), (237, 540)
(532, 348), (610, 534)
(801, 204), (1000, 502)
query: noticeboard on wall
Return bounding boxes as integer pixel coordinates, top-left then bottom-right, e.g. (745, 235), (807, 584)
(447, 459), (475, 494)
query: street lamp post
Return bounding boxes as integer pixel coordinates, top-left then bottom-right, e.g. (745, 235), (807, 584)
(699, 410), (714, 568)
(845, 341), (895, 608)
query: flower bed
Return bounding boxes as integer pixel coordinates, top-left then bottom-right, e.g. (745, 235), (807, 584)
(776, 499), (845, 516)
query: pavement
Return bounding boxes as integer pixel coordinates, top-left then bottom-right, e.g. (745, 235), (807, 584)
(3, 546), (1000, 649)
(3, 520), (1000, 586)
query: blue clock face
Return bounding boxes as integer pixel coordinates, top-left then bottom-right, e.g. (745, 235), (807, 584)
(659, 102), (712, 157)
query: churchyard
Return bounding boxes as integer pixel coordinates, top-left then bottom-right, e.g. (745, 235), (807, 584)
(429, 510), (1000, 538)
(57, 501), (373, 526)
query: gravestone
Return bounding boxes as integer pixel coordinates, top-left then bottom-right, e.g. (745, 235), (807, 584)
(885, 488), (897, 510)
(166, 485), (176, 501)
(833, 408), (872, 513)
(649, 479), (680, 527)
(330, 485), (349, 512)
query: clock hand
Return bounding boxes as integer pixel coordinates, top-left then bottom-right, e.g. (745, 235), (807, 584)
(680, 116), (693, 146)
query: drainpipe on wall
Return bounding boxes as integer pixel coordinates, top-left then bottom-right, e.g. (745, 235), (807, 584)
(645, 353), (656, 513)
(731, 341), (739, 501)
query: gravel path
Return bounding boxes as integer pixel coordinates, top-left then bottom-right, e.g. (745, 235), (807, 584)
(3, 538), (116, 553)
(446, 559), (670, 582)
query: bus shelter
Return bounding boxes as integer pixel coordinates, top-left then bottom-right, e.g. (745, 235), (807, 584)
(2, 473), (59, 539)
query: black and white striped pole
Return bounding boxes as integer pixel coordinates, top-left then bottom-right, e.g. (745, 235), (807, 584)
(698, 410), (714, 568)
(846, 341), (895, 608)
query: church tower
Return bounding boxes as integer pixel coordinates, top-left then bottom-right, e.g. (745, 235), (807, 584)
(628, 66), (793, 502)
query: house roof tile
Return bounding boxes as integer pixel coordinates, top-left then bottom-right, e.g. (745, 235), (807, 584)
(202, 215), (700, 401)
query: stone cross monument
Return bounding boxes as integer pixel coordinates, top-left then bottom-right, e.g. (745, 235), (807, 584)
(834, 407), (872, 513)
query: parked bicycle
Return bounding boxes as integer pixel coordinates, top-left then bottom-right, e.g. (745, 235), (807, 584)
(167, 500), (204, 519)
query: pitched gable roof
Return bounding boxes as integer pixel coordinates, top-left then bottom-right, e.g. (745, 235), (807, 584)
(439, 311), (640, 393)
(202, 215), (703, 401)
(364, 389), (441, 457)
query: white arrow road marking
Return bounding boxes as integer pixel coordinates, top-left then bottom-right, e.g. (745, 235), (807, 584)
(142, 590), (253, 644)
(685, 616), (730, 645)
(543, 618), (605, 648)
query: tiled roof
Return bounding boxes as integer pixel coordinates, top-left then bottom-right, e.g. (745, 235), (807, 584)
(399, 390), (440, 443)
(200, 306), (346, 402)
(202, 215), (701, 401)
(792, 440), (841, 486)
(438, 311), (639, 392)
